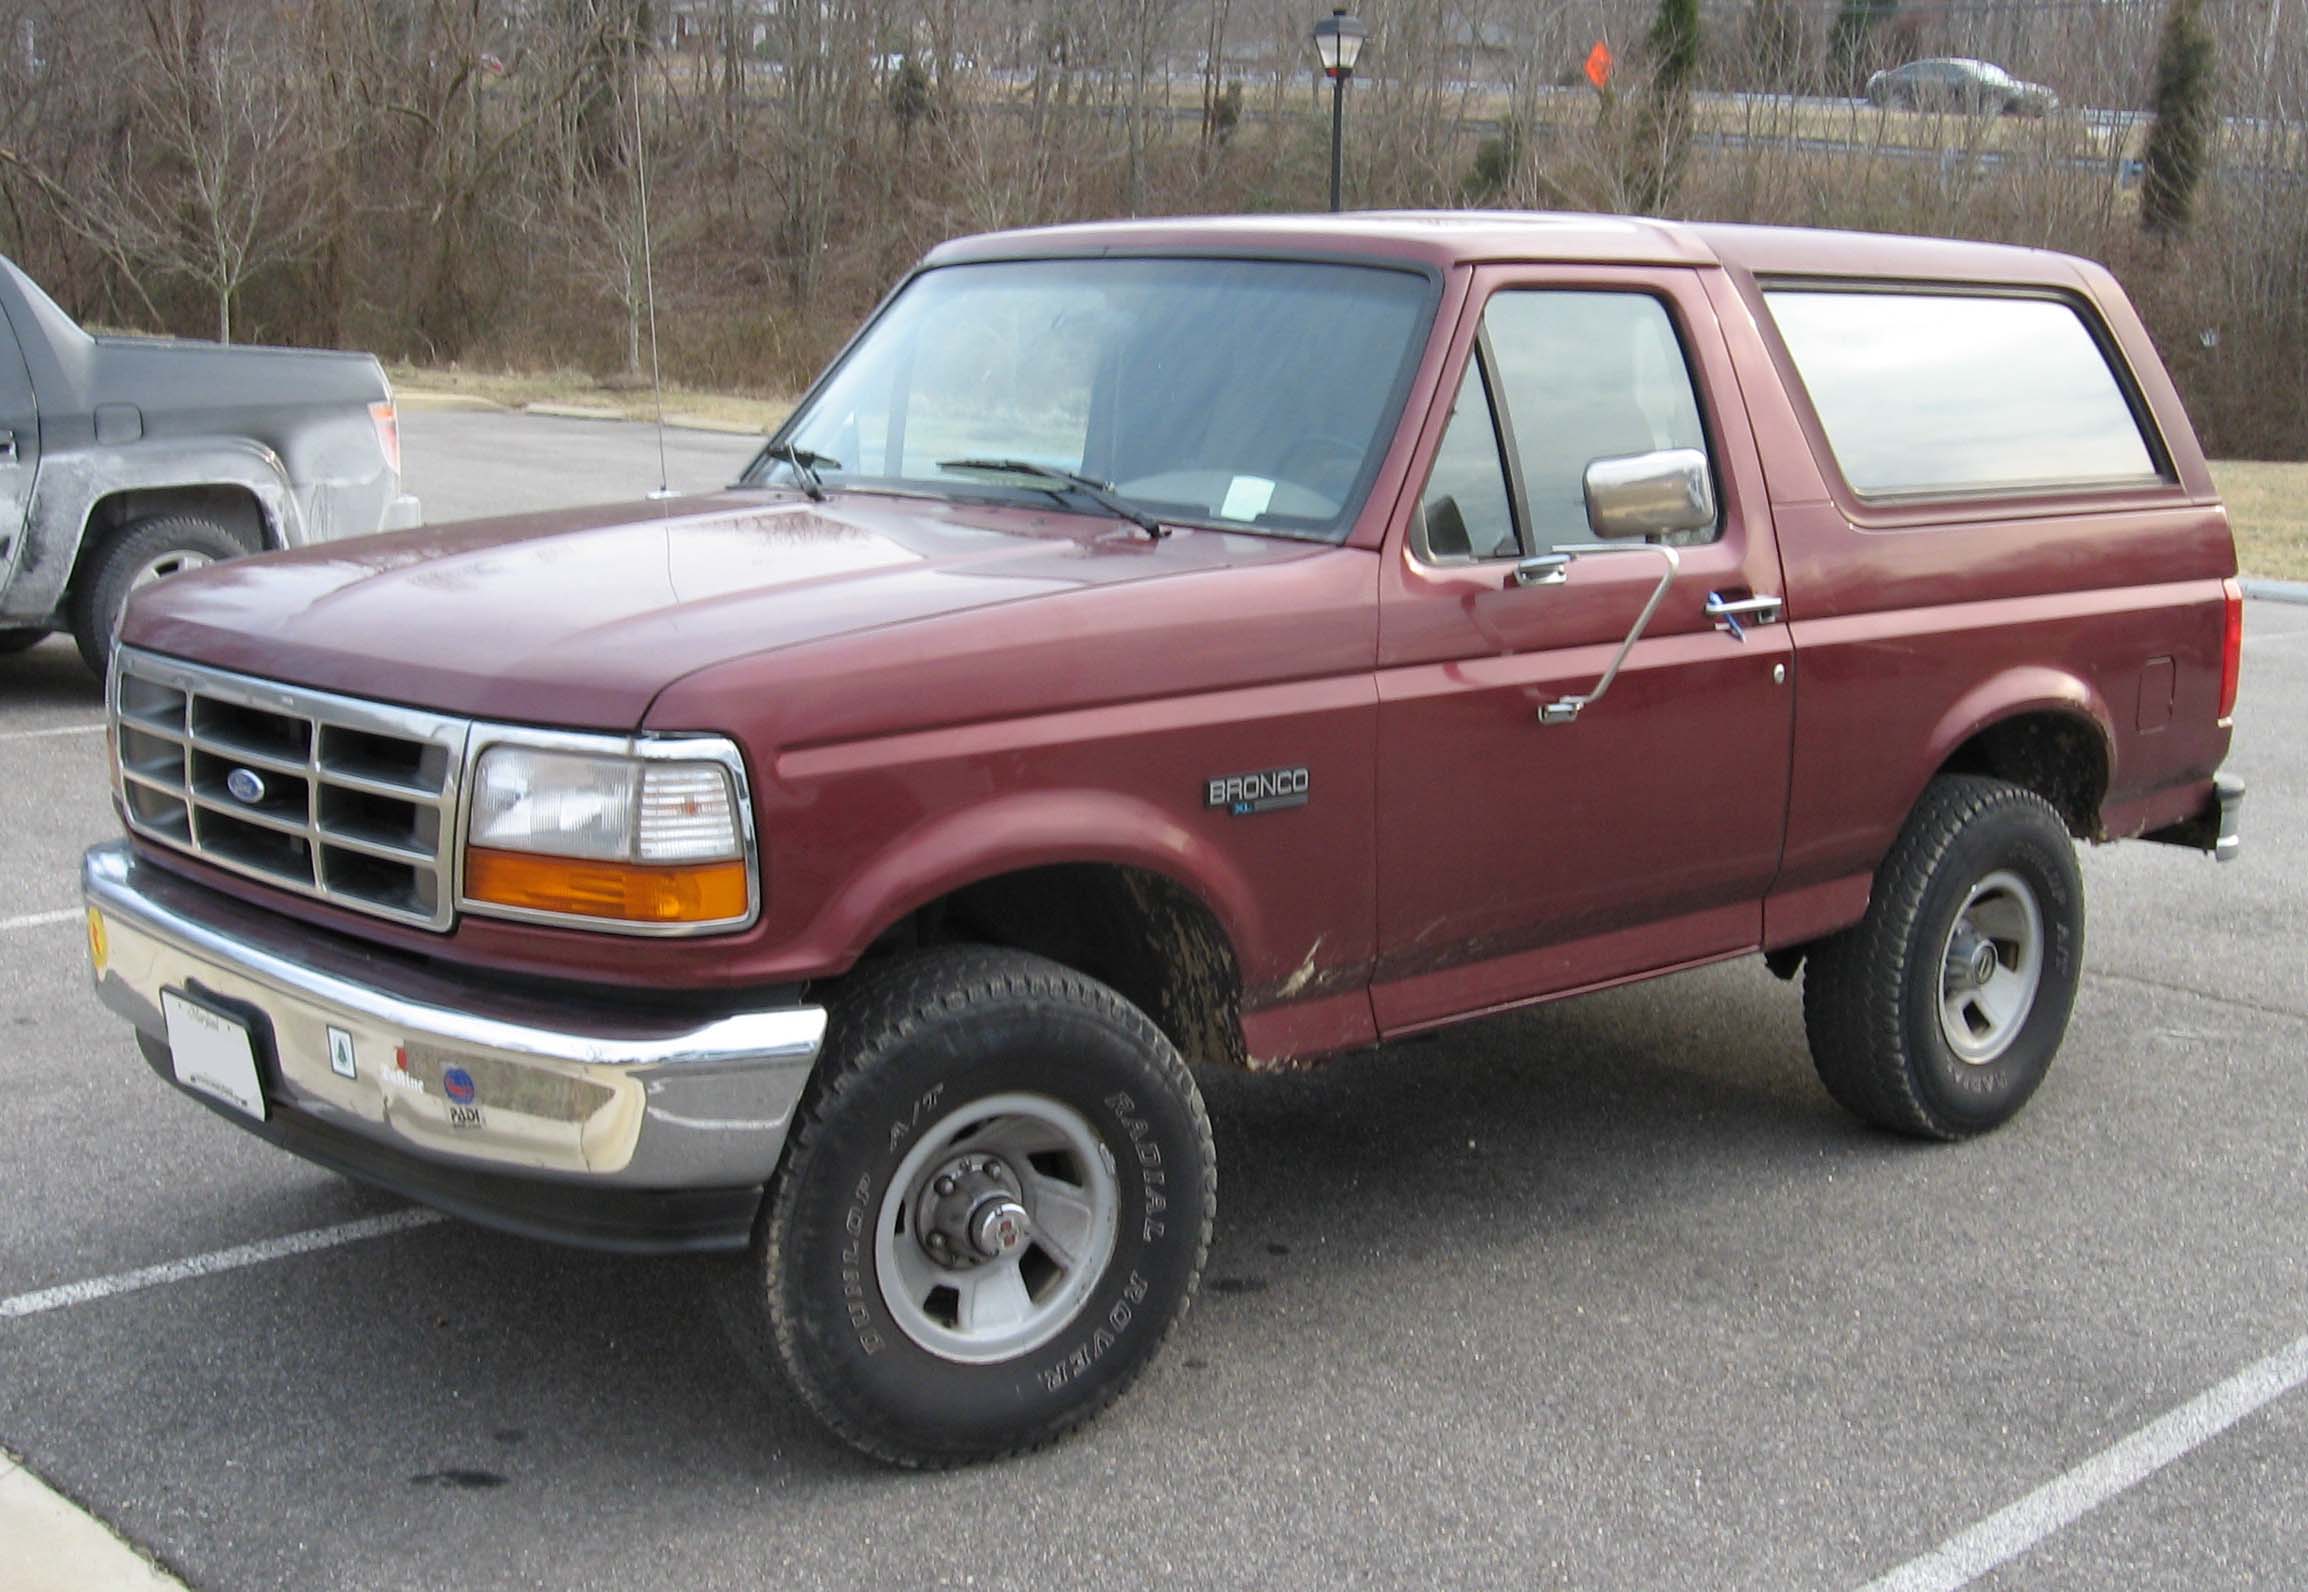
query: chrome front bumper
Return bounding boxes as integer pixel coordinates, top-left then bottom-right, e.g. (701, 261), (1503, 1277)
(82, 839), (825, 1251)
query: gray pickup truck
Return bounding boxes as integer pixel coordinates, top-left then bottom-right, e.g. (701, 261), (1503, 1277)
(0, 256), (419, 673)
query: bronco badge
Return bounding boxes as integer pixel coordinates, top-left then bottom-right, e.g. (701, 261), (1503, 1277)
(1205, 766), (1308, 816)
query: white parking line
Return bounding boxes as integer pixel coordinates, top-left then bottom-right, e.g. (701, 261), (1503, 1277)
(1860, 1331), (2308, 1591)
(0, 721), (104, 742)
(0, 1210), (447, 1321)
(0, 908), (80, 933)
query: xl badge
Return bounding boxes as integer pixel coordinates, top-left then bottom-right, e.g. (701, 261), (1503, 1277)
(1206, 766), (1308, 816)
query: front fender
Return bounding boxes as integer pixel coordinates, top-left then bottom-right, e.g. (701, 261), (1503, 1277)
(0, 439), (297, 622)
(781, 787), (1268, 986)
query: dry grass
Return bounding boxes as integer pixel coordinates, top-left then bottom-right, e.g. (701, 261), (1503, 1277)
(387, 364), (792, 434)
(2212, 461), (2308, 581)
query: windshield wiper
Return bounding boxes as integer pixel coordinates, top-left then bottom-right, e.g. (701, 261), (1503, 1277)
(938, 458), (1168, 539)
(765, 444), (836, 503)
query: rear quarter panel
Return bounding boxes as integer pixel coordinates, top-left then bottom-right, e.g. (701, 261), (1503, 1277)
(1708, 261), (2235, 939)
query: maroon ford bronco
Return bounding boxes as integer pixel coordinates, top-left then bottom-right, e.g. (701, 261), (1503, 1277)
(83, 214), (2244, 1466)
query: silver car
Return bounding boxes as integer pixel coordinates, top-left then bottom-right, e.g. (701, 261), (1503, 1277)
(1866, 58), (2059, 118)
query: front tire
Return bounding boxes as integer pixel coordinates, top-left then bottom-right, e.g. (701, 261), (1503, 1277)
(729, 947), (1215, 1467)
(1803, 775), (2084, 1140)
(71, 515), (254, 676)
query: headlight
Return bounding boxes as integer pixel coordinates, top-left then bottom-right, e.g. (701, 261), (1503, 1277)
(462, 740), (754, 932)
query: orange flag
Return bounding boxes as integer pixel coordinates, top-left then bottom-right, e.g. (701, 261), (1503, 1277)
(1585, 40), (1614, 90)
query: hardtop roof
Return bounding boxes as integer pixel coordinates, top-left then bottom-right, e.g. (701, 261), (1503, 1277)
(923, 211), (2092, 290)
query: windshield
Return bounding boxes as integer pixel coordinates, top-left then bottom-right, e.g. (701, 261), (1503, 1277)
(749, 257), (1435, 540)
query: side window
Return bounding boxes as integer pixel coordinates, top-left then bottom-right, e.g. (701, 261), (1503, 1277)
(1766, 288), (2160, 498)
(1482, 291), (1716, 547)
(1415, 354), (1518, 561)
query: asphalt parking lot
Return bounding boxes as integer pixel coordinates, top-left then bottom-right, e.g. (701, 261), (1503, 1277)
(3, 410), (2304, 1590)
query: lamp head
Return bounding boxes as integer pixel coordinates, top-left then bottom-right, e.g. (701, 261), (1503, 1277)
(1312, 8), (1366, 80)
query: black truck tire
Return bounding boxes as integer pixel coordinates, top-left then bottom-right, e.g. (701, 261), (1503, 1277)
(1803, 774), (2084, 1140)
(0, 628), (48, 654)
(723, 946), (1215, 1467)
(72, 515), (254, 675)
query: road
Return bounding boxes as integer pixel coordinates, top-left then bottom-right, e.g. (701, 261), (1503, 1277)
(2, 409), (2305, 1590)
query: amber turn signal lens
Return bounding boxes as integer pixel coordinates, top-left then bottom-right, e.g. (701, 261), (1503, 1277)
(465, 848), (749, 926)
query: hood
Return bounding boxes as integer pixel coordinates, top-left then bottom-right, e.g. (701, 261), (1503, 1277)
(122, 491), (1324, 727)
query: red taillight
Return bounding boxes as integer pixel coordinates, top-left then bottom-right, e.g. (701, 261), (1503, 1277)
(2218, 578), (2243, 721)
(369, 400), (402, 477)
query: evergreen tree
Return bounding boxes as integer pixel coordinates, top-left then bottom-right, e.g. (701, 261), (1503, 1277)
(888, 58), (934, 157)
(1745, 0), (1805, 92)
(1829, 0), (1896, 95)
(1632, 0), (1701, 211)
(2141, 0), (2217, 238)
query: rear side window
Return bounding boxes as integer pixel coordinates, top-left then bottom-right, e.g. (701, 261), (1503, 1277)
(1765, 288), (2160, 499)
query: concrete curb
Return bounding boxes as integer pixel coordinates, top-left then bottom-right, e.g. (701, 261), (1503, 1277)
(392, 390), (504, 413)
(397, 388), (776, 435)
(522, 401), (625, 421)
(662, 412), (769, 436)
(0, 1449), (187, 1590)
(2241, 578), (2308, 605)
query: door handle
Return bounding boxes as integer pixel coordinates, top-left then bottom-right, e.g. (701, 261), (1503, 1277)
(1512, 552), (1571, 587)
(1704, 591), (1782, 640)
(0, 428), (15, 464)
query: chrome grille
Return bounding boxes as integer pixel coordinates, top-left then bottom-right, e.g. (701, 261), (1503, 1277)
(112, 649), (471, 930)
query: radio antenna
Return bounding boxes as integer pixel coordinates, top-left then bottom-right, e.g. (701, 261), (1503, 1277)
(635, 82), (675, 500)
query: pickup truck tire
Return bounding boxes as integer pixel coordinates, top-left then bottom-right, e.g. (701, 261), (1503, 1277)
(0, 628), (47, 654)
(71, 515), (254, 675)
(727, 946), (1216, 1468)
(1803, 775), (2084, 1140)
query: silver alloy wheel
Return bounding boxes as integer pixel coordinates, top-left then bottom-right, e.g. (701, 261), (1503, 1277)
(873, 1091), (1121, 1364)
(1939, 868), (2044, 1065)
(116, 549), (215, 630)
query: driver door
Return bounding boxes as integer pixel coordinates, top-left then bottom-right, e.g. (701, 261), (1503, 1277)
(1370, 266), (1794, 1032)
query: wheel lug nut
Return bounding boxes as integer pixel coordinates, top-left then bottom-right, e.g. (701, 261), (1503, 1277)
(934, 1175), (955, 1197)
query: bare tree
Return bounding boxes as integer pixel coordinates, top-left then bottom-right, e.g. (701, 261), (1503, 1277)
(62, 2), (323, 343)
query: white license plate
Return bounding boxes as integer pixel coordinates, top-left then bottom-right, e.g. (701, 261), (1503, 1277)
(161, 988), (267, 1123)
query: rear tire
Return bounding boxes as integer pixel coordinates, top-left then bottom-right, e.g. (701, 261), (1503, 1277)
(71, 515), (254, 676)
(722, 946), (1215, 1467)
(1803, 775), (2084, 1140)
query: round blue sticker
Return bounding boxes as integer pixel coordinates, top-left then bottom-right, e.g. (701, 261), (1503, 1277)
(443, 1066), (476, 1104)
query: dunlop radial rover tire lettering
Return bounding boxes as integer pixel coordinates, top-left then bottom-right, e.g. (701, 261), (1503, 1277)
(728, 945), (1215, 1468)
(1802, 774), (2084, 1140)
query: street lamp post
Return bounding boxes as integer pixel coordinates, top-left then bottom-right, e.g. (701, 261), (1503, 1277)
(1311, 8), (1366, 213)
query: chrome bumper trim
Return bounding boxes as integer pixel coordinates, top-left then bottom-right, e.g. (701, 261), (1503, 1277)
(83, 839), (824, 1192)
(2214, 772), (2244, 863)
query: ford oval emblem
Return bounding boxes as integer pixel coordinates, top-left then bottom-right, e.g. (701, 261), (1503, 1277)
(225, 767), (267, 805)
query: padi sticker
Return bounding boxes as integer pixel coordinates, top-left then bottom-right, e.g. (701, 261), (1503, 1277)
(1205, 766), (1308, 816)
(443, 1065), (482, 1128)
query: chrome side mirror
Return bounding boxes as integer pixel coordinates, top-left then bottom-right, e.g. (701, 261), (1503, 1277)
(1582, 448), (1714, 541)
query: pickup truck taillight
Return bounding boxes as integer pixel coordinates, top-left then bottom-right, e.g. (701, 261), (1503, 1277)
(2219, 578), (2243, 721)
(369, 400), (402, 476)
